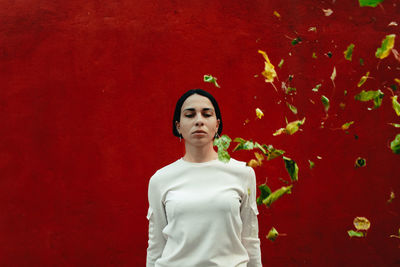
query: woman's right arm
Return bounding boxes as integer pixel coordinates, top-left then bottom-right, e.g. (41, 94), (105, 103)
(146, 176), (167, 267)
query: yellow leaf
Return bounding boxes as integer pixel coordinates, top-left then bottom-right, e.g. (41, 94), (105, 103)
(357, 72), (370, 87)
(247, 159), (259, 168)
(395, 78), (400, 86)
(353, 217), (371, 231)
(341, 121), (354, 130)
(258, 50), (277, 83)
(331, 66), (336, 87)
(375, 34), (396, 59)
(256, 108), (264, 119)
(273, 11), (281, 18)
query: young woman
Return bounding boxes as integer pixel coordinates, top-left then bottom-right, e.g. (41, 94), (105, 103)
(146, 89), (262, 267)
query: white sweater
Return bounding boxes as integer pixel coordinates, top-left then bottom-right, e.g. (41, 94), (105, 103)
(146, 158), (262, 267)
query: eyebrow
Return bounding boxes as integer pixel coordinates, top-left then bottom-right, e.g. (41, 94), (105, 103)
(182, 108), (214, 112)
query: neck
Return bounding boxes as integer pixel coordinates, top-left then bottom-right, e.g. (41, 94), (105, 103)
(183, 142), (218, 163)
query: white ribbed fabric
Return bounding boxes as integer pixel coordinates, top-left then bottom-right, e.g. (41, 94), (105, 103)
(146, 158), (262, 267)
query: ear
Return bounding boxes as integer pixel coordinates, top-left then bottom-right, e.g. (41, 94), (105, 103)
(216, 119), (220, 130)
(175, 121), (180, 134)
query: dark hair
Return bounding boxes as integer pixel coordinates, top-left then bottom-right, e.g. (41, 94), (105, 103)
(172, 89), (223, 137)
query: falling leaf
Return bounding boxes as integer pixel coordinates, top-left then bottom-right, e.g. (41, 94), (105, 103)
(392, 96), (400, 116)
(233, 138), (255, 151)
(273, 11), (281, 18)
(291, 37), (302, 45)
(256, 184), (272, 205)
(278, 59), (284, 68)
(344, 43), (355, 61)
(354, 217), (371, 231)
(354, 90), (384, 109)
(331, 66), (336, 87)
(340, 102), (346, 109)
(391, 134), (400, 154)
(283, 156), (299, 181)
(312, 52), (317, 59)
(247, 159), (259, 168)
(286, 87), (296, 95)
(256, 108), (264, 119)
(308, 27), (317, 32)
(309, 160), (315, 169)
(357, 72), (370, 87)
(392, 49), (400, 63)
(388, 21), (398, 27)
(342, 121), (354, 130)
(375, 34), (396, 59)
(359, 58), (364, 65)
(387, 191), (395, 203)
(322, 8), (333, 16)
(355, 157), (366, 168)
(359, 0), (384, 7)
(267, 227), (279, 241)
(326, 51), (333, 58)
(213, 135), (231, 163)
(312, 84), (322, 92)
(263, 185), (293, 207)
(390, 228), (400, 239)
(258, 50), (278, 83)
(389, 123), (400, 128)
(348, 230), (365, 237)
(204, 74), (220, 88)
(395, 78), (400, 86)
(273, 118), (306, 136)
(263, 144), (285, 160)
(286, 102), (298, 114)
(321, 95), (330, 112)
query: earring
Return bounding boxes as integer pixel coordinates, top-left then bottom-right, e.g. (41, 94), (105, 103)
(215, 133), (220, 139)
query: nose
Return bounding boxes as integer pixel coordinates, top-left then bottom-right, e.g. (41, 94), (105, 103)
(195, 113), (204, 126)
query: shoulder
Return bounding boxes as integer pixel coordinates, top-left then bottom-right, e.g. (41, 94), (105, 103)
(228, 158), (255, 174)
(149, 159), (182, 186)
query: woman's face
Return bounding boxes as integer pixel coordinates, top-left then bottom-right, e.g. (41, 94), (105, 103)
(176, 94), (220, 147)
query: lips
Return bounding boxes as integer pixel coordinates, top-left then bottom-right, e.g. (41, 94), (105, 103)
(192, 130), (207, 134)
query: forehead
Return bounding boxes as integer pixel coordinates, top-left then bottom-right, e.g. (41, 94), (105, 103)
(181, 94), (214, 110)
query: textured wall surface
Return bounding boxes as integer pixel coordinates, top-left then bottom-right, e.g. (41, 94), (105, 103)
(0, 0), (399, 266)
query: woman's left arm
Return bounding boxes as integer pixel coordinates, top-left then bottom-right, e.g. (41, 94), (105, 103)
(240, 167), (262, 267)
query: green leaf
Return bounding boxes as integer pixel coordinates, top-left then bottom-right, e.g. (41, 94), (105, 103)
(263, 185), (293, 207)
(213, 134), (231, 162)
(344, 43), (355, 61)
(358, 0), (384, 7)
(392, 96), (400, 116)
(355, 157), (366, 168)
(263, 144), (285, 160)
(326, 51), (332, 58)
(283, 156), (299, 181)
(347, 230), (364, 237)
(312, 84), (321, 92)
(291, 37), (302, 45)
(375, 34), (396, 59)
(273, 118), (306, 136)
(267, 227), (279, 241)
(233, 138), (255, 151)
(286, 102), (298, 114)
(321, 95), (330, 112)
(389, 123), (400, 128)
(203, 74), (221, 88)
(278, 59), (284, 68)
(256, 184), (271, 205)
(359, 58), (364, 65)
(354, 90), (384, 108)
(309, 160), (315, 169)
(254, 142), (267, 155)
(390, 134), (400, 154)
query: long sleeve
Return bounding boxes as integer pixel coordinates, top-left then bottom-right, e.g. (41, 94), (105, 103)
(240, 167), (262, 267)
(146, 175), (167, 267)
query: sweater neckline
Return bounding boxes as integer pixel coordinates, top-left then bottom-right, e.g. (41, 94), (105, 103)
(179, 158), (221, 166)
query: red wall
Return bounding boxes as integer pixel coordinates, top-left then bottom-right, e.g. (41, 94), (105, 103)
(1, 0), (399, 266)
